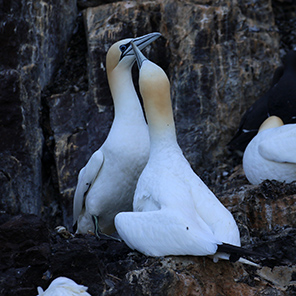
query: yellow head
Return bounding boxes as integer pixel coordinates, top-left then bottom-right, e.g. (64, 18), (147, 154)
(258, 116), (284, 132)
(139, 60), (171, 119)
(131, 41), (174, 132)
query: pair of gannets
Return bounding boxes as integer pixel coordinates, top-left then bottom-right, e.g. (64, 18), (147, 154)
(37, 277), (91, 296)
(243, 116), (296, 185)
(73, 33), (160, 234)
(228, 50), (296, 152)
(115, 42), (259, 265)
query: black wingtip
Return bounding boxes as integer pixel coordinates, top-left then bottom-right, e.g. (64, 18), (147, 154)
(72, 221), (77, 233)
(227, 131), (257, 152)
(217, 243), (265, 262)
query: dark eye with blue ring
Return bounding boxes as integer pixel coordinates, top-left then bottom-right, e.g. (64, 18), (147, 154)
(119, 44), (127, 52)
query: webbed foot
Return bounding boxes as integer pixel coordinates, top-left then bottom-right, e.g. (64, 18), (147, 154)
(92, 216), (121, 242)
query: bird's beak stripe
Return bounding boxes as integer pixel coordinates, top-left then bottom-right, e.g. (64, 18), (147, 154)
(131, 41), (147, 69)
(120, 32), (161, 60)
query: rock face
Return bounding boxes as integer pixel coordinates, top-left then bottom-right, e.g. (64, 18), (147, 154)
(42, 0), (284, 229)
(0, 0), (77, 218)
(1, 179), (295, 296)
(1, 0), (294, 227)
(1, 0), (296, 295)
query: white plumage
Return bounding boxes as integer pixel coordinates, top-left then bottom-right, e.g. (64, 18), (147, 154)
(73, 33), (161, 234)
(115, 42), (242, 262)
(37, 277), (91, 296)
(243, 115), (296, 185)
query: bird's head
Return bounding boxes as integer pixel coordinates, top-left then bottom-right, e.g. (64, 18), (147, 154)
(106, 32), (161, 77)
(258, 116), (284, 132)
(131, 41), (171, 116)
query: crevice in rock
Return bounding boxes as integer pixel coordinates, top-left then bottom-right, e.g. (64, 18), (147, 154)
(42, 12), (89, 95)
(40, 89), (63, 228)
(39, 12), (89, 228)
(272, 0), (296, 54)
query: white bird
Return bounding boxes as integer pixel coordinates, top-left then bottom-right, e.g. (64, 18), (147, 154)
(115, 42), (259, 265)
(37, 277), (92, 296)
(73, 33), (161, 235)
(243, 115), (296, 185)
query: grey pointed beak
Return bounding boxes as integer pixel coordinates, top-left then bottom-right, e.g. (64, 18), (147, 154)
(131, 41), (147, 69)
(120, 32), (161, 60)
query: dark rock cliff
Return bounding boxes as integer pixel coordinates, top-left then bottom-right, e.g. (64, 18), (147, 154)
(1, 179), (296, 295)
(0, 0), (296, 295)
(0, 0), (77, 218)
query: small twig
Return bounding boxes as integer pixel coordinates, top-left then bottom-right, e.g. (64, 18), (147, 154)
(106, 273), (122, 282)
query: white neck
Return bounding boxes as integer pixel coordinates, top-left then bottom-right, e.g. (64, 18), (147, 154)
(149, 126), (178, 155)
(108, 66), (145, 123)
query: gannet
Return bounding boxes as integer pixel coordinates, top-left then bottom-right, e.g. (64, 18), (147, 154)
(228, 50), (296, 152)
(115, 42), (259, 265)
(243, 116), (296, 185)
(73, 33), (161, 235)
(37, 277), (92, 296)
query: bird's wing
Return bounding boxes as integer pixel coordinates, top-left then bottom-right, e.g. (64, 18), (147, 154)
(73, 150), (104, 224)
(258, 126), (296, 164)
(45, 288), (90, 296)
(133, 191), (161, 212)
(132, 164), (163, 212)
(36, 287), (44, 295)
(181, 166), (240, 246)
(115, 208), (219, 257)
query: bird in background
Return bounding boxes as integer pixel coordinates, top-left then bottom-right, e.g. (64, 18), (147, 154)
(115, 41), (260, 266)
(243, 115), (296, 185)
(37, 277), (92, 296)
(228, 50), (296, 153)
(73, 33), (161, 235)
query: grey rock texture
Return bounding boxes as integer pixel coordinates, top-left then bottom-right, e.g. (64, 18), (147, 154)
(0, 0), (77, 217)
(1, 0), (294, 227)
(1, 179), (296, 295)
(43, 0), (285, 228)
(1, 0), (296, 294)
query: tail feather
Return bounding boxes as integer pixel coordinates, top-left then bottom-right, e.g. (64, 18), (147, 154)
(237, 257), (261, 267)
(217, 243), (265, 263)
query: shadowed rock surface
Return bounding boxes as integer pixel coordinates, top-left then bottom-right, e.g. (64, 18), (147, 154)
(1, 0), (296, 294)
(0, 0), (77, 219)
(3, 0), (295, 227)
(1, 178), (296, 295)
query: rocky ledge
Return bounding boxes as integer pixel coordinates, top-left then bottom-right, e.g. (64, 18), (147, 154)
(1, 173), (295, 296)
(1, 0), (296, 295)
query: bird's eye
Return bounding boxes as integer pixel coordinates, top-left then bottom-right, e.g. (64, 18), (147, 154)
(119, 44), (127, 52)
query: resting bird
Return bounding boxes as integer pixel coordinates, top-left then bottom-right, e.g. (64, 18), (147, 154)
(228, 50), (296, 152)
(115, 42), (260, 265)
(243, 116), (296, 185)
(37, 277), (91, 296)
(73, 33), (161, 235)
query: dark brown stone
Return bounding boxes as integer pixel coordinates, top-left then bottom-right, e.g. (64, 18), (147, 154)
(1, 0), (296, 294)
(0, 212), (294, 296)
(0, 0), (77, 217)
